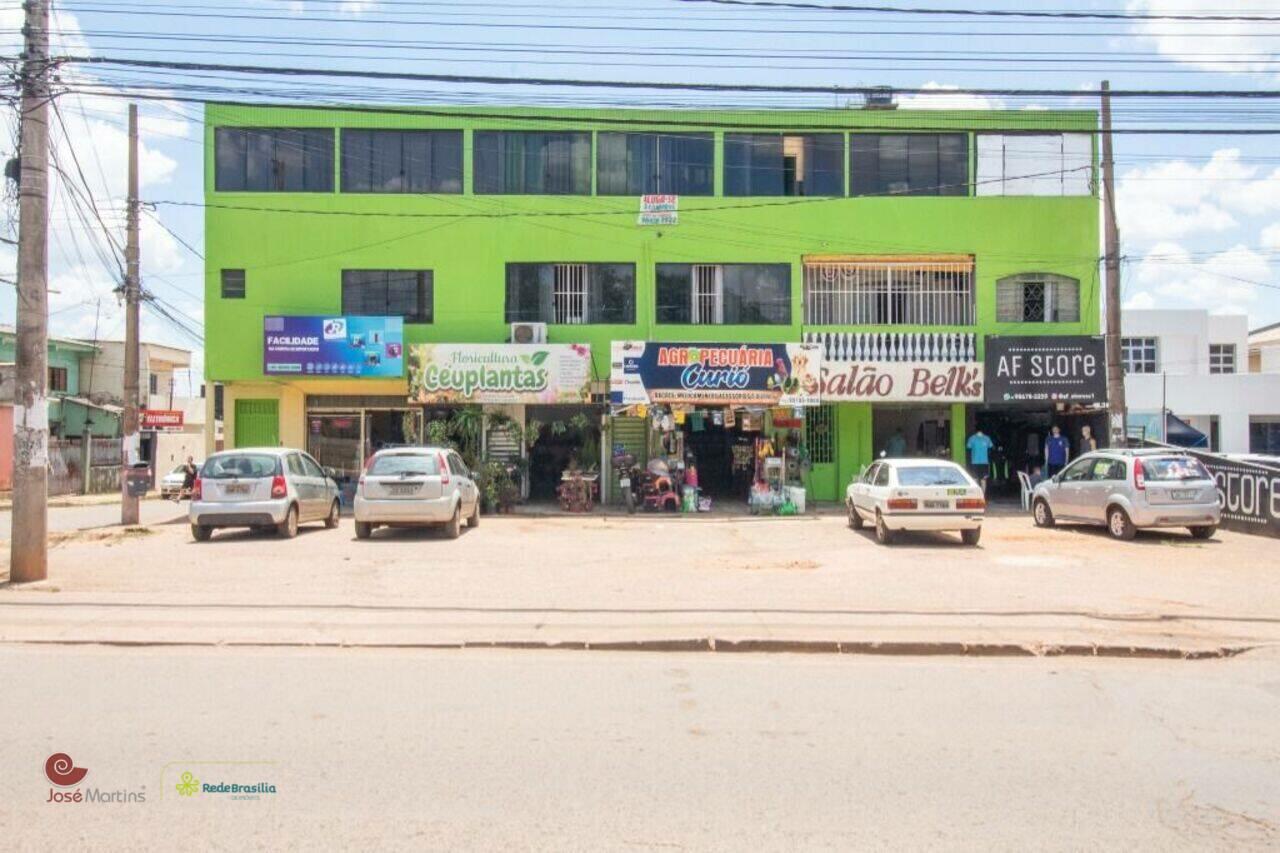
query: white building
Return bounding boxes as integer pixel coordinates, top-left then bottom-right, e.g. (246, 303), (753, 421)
(1122, 309), (1280, 454)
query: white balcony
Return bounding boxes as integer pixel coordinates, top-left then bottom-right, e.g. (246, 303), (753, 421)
(803, 331), (977, 363)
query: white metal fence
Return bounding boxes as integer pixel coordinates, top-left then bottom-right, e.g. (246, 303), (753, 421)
(553, 263), (587, 325)
(804, 259), (975, 326)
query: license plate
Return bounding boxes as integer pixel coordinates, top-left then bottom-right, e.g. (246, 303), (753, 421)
(619, 477), (631, 489)
(224, 483), (249, 495)
(389, 484), (418, 496)
(1172, 489), (1198, 501)
(946, 488), (966, 496)
(924, 500), (949, 510)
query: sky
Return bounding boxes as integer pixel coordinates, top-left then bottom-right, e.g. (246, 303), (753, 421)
(3, 0), (1280, 394)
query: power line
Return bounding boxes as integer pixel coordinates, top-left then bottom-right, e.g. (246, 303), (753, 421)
(677, 0), (1280, 22)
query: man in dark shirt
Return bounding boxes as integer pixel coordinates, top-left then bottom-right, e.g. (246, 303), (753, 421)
(1045, 426), (1070, 477)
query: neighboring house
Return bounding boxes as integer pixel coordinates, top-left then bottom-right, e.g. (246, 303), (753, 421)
(75, 339), (208, 473)
(1249, 320), (1280, 375)
(205, 103), (1101, 503)
(1123, 309), (1280, 454)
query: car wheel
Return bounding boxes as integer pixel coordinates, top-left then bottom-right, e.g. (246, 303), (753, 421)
(1107, 506), (1136, 541)
(847, 500), (863, 530)
(468, 500), (480, 529)
(1033, 498), (1056, 528)
(355, 521), (373, 540)
(443, 505), (461, 540)
(191, 523), (212, 542)
(874, 511), (895, 545)
(277, 505), (299, 539)
(325, 500), (340, 529)
(1188, 525), (1217, 540)
(961, 527), (982, 546)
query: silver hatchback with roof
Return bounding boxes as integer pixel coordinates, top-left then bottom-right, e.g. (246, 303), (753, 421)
(189, 448), (341, 541)
(1031, 449), (1220, 541)
(353, 446), (480, 540)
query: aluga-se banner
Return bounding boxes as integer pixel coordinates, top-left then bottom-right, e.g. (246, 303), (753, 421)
(610, 341), (823, 406)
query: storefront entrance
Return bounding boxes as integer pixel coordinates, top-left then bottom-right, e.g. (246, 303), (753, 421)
(872, 405), (953, 460)
(305, 396), (423, 507)
(526, 405), (601, 502)
(681, 413), (756, 498)
(971, 407), (1107, 498)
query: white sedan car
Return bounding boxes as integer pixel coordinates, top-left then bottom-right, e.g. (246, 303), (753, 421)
(846, 458), (986, 545)
(353, 446), (481, 540)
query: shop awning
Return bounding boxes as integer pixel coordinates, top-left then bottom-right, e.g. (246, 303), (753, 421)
(1164, 412), (1209, 448)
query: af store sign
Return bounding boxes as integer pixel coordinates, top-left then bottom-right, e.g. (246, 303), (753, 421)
(610, 341), (822, 406)
(984, 336), (1107, 405)
(263, 316), (404, 378)
(820, 361), (983, 403)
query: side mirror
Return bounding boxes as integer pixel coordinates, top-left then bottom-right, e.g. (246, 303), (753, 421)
(324, 466), (339, 480)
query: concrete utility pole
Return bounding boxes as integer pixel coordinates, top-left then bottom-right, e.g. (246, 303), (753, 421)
(10, 0), (52, 583)
(1100, 80), (1128, 448)
(120, 103), (141, 524)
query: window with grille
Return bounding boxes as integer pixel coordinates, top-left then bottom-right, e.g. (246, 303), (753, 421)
(505, 263), (635, 324)
(803, 258), (974, 326)
(996, 273), (1080, 323)
(342, 270), (433, 323)
(553, 263), (588, 324)
(48, 366), (68, 392)
(656, 263), (790, 325)
(1121, 337), (1158, 374)
(1209, 344), (1236, 374)
(692, 265), (724, 324)
(806, 405), (834, 465)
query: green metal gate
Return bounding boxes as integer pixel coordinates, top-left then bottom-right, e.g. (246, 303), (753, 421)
(607, 416), (647, 504)
(234, 399), (280, 448)
(805, 404), (838, 502)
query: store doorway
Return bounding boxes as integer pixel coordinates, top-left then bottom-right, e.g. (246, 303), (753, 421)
(971, 407), (1106, 498)
(680, 410), (756, 499)
(526, 405), (601, 502)
(872, 406), (952, 460)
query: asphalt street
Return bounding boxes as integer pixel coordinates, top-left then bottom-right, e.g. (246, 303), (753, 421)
(2, 646), (1277, 851)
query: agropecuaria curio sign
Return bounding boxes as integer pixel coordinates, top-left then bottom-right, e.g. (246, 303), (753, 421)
(610, 342), (823, 406)
(984, 335), (1108, 406)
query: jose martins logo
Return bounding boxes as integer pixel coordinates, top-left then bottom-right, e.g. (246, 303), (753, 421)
(45, 753), (145, 804)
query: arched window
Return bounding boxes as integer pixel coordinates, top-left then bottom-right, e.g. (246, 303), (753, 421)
(996, 273), (1080, 323)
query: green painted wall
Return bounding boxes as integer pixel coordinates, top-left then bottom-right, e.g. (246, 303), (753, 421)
(0, 337), (90, 397)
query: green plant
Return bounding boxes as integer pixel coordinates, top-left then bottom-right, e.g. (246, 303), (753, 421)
(548, 419), (568, 437)
(424, 419), (453, 449)
(525, 418), (544, 448)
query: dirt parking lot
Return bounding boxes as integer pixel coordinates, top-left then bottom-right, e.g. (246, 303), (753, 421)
(4, 512), (1277, 628)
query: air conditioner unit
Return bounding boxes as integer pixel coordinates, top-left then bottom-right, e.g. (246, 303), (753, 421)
(510, 322), (547, 344)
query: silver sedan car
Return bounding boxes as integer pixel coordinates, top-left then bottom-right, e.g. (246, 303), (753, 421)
(1031, 449), (1220, 541)
(353, 446), (480, 540)
(190, 448), (341, 541)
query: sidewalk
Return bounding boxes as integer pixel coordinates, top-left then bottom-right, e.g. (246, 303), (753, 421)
(0, 491), (164, 510)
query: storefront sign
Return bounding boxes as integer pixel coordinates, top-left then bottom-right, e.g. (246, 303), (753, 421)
(141, 409), (184, 431)
(984, 336), (1107, 405)
(408, 343), (592, 404)
(610, 341), (822, 406)
(263, 316), (404, 378)
(638, 194), (678, 225)
(819, 361), (984, 403)
(1186, 451), (1280, 539)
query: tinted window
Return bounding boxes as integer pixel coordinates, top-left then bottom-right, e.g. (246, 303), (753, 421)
(221, 269), (246, 299)
(369, 454), (440, 476)
(505, 263), (635, 324)
(1088, 459), (1126, 481)
(874, 465), (891, 487)
(302, 455), (326, 478)
(215, 128), (334, 192)
(202, 454), (281, 479)
(597, 132), (714, 196)
(474, 131), (591, 195)
(341, 129), (462, 193)
(448, 453), (469, 478)
(1060, 459), (1092, 482)
(656, 263), (790, 325)
(342, 270), (433, 324)
(1143, 457), (1210, 481)
(725, 134), (843, 197)
(895, 466), (971, 487)
(286, 454), (306, 476)
(850, 133), (968, 196)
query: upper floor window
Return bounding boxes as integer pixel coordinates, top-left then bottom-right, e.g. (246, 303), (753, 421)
(597, 132), (714, 196)
(149, 373), (160, 395)
(214, 127), (334, 192)
(342, 270), (434, 324)
(1209, 343), (1236, 374)
(996, 273), (1080, 323)
(724, 133), (843, 197)
(803, 258), (974, 326)
(505, 263), (635, 324)
(976, 133), (1092, 196)
(48, 366), (68, 393)
(1122, 337), (1158, 374)
(474, 131), (591, 195)
(340, 129), (462, 193)
(656, 263), (791, 325)
(220, 269), (246, 299)
(850, 134), (968, 197)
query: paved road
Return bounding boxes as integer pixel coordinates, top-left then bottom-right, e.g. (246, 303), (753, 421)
(3, 647), (1277, 850)
(0, 500), (184, 538)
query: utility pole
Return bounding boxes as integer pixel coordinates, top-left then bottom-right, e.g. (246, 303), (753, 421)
(120, 103), (141, 524)
(10, 0), (52, 583)
(1100, 80), (1127, 448)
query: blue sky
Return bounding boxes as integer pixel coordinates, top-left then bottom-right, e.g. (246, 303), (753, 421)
(3, 0), (1279, 390)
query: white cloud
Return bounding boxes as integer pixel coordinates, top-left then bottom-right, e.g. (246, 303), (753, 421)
(1133, 242), (1267, 308)
(896, 82), (1005, 111)
(1260, 223), (1280, 252)
(1128, 0), (1276, 75)
(285, 0), (377, 14)
(1124, 291), (1156, 310)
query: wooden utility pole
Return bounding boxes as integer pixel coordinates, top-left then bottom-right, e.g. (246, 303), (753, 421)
(10, 0), (52, 583)
(1101, 80), (1127, 448)
(120, 103), (141, 524)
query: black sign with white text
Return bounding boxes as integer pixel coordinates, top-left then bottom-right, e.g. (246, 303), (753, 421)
(984, 336), (1107, 406)
(1185, 451), (1280, 539)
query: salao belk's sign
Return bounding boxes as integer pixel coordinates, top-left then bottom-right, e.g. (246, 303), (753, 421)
(610, 342), (822, 406)
(819, 361), (984, 403)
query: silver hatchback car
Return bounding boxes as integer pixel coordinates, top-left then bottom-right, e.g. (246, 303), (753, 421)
(1031, 449), (1220, 541)
(190, 448), (341, 541)
(353, 446), (480, 540)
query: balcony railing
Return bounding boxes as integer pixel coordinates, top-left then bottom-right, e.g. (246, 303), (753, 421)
(804, 331), (977, 363)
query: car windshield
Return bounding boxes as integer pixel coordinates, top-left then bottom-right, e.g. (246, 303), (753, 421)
(369, 454), (439, 477)
(169, 465), (187, 476)
(895, 466), (971, 487)
(202, 454), (280, 479)
(1143, 457), (1211, 482)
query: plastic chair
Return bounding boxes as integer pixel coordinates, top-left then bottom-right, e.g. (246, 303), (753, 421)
(1017, 470), (1032, 511)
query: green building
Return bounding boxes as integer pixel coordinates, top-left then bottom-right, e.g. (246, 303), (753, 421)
(204, 103), (1101, 504)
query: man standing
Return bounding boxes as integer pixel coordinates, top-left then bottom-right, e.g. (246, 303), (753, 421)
(885, 428), (908, 458)
(966, 428), (994, 490)
(1045, 426), (1071, 477)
